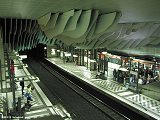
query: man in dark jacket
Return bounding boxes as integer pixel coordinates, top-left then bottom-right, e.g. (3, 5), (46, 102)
(20, 78), (25, 95)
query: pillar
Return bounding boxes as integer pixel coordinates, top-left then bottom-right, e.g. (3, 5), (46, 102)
(0, 27), (5, 92)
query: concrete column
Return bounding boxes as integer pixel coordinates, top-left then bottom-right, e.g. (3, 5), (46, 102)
(94, 49), (97, 70)
(46, 45), (52, 58)
(81, 49), (85, 66)
(77, 49), (81, 65)
(87, 50), (89, 69)
(70, 47), (74, 62)
(0, 27), (5, 90)
(136, 62), (140, 93)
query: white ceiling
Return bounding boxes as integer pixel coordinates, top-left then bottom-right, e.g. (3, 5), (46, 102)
(0, 0), (160, 22)
(1, 0), (160, 57)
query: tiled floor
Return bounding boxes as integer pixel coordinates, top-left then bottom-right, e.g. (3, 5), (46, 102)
(126, 94), (160, 113)
(92, 80), (126, 93)
(47, 57), (160, 120)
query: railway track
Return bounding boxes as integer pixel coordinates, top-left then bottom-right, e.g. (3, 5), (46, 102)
(25, 58), (151, 120)
(39, 61), (129, 120)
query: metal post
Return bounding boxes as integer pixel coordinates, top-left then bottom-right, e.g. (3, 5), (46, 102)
(0, 60), (3, 92)
(17, 97), (21, 115)
(106, 60), (108, 77)
(11, 60), (16, 112)
(153, 61), (156, 76)
(129, 57), (132, 84)
(63, 52), (65, 64)
(94, 49), (97, 71)
(87, 50), (88, 69)
(98, 53), (100, 72)
(136, 62), (140, 93)
(71, 46), (73, 62)
(103, 57), (106, 74)
(121, 57), (123, 66)
(79, 49), (81, 65)
(82, 49), (84, 66)
(6, 52), (16, 112)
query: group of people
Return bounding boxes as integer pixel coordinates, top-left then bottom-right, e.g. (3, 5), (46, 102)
(138, 71), (159, 85)
(113, 69), (127, 83)
(12, 78), (34, 118)
(113, 67), (160, 86)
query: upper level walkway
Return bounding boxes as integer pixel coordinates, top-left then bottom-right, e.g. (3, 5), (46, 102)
(47, 57), (160, 120)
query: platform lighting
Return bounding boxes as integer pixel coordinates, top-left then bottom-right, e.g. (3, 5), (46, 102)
(57, 50), (60, 52)
(51, 49), (56, 55)
(153, 57), (156, 61)
(64, 52), (71, 56)
(73, 55), (78, 57)
(119, 67), (128, 71)
(102, 51), (108, 54)
(20, 55), (27, 59)
(90, 59), (96, 62)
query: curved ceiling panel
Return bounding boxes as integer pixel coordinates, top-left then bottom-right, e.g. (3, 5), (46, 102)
(47, 9), (74, 38)
(19, 19), (27, 51)
(63, 10), (82, 32)
(94, 32), (116, 48)
(2, 18), (41, 51)
(28, 20), (37, 49)
(85, 38), (98, 49)
(78, 10), (99, 41)
(123, 39), (136, 49)
(149, 37), (160, 45)
(16, 19), (22, 51)
(12, 19), (17, 50)
(23, 20), (32, 50)
(118, 40), (132, 49)
(93, 31), (119, 48)
(38, 13), (51, 26)
(8, 19), (12, 50)
(94, 12), (117, 34)
(37, 10), (120, 48)
(80, 12), (120, 49)
(44, 13), (59, 32)
(135, 24), (160, 47)
(63, 10), (91, 38)
(58, 10), (99, 44)
(86, 22), (96, 39)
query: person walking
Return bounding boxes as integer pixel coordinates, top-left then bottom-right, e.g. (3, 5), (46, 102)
(20, 78), (25, 95)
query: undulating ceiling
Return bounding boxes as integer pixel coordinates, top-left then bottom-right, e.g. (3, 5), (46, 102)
(0, 0), (160, 57)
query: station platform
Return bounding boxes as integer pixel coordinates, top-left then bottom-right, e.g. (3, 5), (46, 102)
(0, 56), (71, 119)
(46, 57), (160, 120)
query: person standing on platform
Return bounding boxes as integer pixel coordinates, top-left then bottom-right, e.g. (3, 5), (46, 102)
(20, 78), (25, 95)
(113, 69), (117, 81)
(25, 83), (34, 101)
